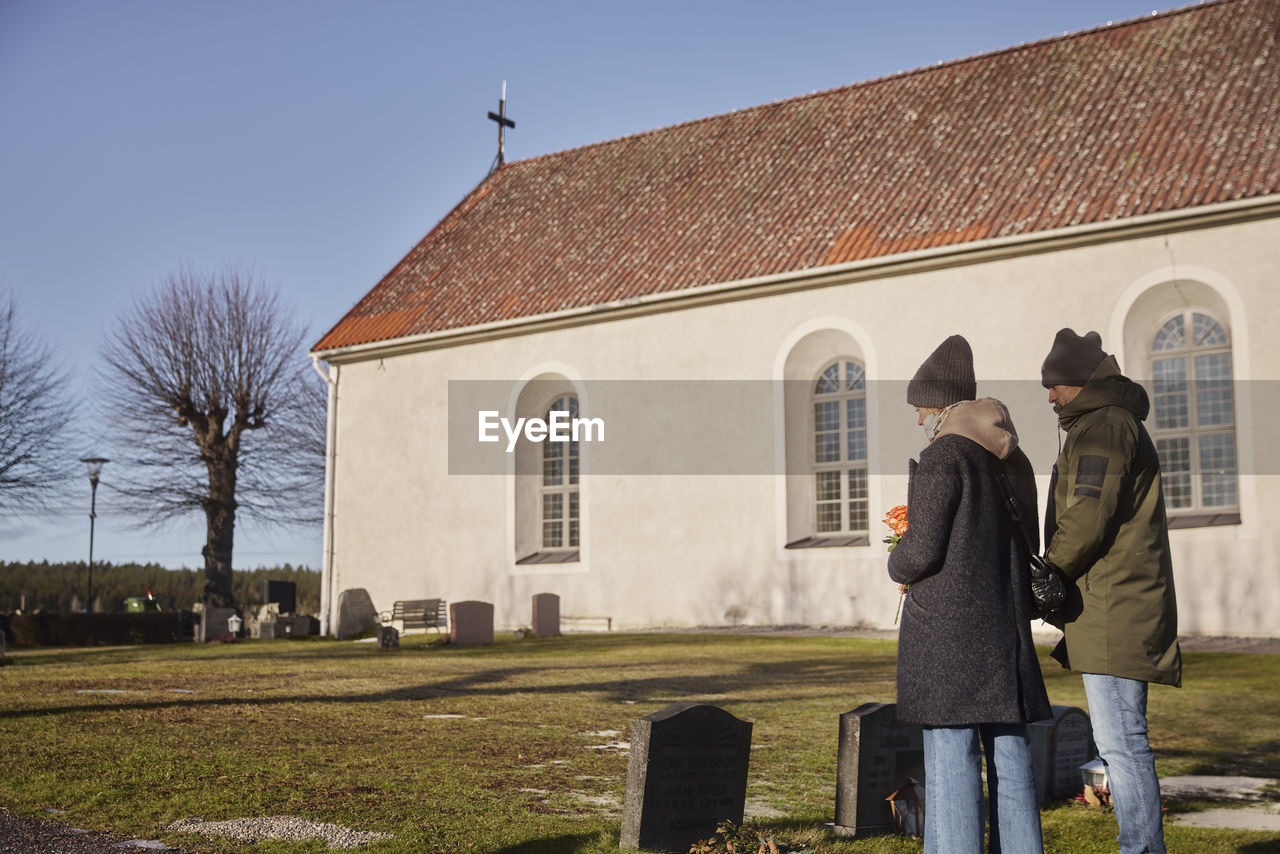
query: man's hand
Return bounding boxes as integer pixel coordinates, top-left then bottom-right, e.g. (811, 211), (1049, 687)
(1029, 554), (1067, 616)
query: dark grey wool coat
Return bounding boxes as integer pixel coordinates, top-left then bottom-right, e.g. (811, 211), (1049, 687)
(888, 424), (1052, 727)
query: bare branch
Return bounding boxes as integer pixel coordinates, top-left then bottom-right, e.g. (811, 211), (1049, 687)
(0, 292), (78, 513)
(98, 265), (323, 606)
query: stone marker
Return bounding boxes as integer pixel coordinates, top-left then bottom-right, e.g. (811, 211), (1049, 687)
(250, 602), (280, 640)
(263, 579), (297, 613)
(277, 614), (319, 637)
(833, 702), (924, 837)
(532, 592), (561, 638)
(620, 702), (752, 852)
(1028, 705), (1095, 803)
(198, 606), (238, 643)
(335, 588), (379, 640)
(448, 601), (494, 645)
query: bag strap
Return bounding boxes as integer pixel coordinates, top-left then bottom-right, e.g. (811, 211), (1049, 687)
(987, 454), (1036, 557)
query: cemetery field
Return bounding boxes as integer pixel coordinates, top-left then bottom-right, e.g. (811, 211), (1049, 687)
(1, 633), (1277, 853)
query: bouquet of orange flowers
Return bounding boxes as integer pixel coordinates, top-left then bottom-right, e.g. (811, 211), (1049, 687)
(883, 505), (908, 550)
(883, 505), (909, 623)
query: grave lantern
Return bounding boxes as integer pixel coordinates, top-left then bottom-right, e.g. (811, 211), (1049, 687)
(885, 777), (926, 838)
(1080, 758), (1108, 791)
(226, 614), (243, 636)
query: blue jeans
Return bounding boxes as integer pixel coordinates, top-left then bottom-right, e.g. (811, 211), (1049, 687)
(922, 724), (1043, 854)
(1082, 673), (1166, 854)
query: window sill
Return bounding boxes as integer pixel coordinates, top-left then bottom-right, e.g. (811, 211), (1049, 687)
(1168, 512), (1241, 530)
(785, 534), (870, 549)
(516, 550), (580, 565)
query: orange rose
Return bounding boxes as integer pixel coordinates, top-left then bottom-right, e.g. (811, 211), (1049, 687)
(883, 504), (909, 537)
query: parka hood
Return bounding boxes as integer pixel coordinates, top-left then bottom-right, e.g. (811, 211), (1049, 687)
(935, 398), (1019, 460)
(1056, 355), (1150, 430)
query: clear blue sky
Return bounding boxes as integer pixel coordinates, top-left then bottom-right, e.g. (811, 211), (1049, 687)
(0, 0), (1173, 571)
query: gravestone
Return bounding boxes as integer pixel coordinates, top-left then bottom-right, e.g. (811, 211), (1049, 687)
(620, 702), (752, 852)
(198, 607), (238, 643)
(250, 602), (280, 640)
(335, 588), (379, 640)
(263, 580), (297, 614)
(833, 702), (924, 837)
(277, 615), (319, 637)
(448, 601), (494, 645)
(532, 592), (561, 637)
(1028, 705), (1095, 803)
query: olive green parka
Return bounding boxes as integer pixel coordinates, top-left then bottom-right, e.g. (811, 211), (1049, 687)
(1045, 356), (1182, 686)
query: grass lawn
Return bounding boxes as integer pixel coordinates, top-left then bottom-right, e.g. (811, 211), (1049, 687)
(1, 632), (1278, 853)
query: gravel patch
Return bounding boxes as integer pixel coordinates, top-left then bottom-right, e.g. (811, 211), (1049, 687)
(167, 816), (392, 848)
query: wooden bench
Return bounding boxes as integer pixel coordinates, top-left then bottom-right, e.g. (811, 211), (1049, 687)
(391, 599), (448, 633)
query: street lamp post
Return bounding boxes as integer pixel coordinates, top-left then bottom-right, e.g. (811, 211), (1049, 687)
(80, 457), (110, 612)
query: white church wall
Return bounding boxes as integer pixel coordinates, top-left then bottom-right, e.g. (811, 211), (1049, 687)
(323, 211), (1280, 637)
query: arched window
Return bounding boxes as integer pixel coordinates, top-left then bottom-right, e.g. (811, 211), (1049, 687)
(812, 360), (868, 535)
(540, 394), (579, 550)
(1150, 310), (1238, 514)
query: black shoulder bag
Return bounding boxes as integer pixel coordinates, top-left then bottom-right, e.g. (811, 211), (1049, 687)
(988, 456), (1067, 617)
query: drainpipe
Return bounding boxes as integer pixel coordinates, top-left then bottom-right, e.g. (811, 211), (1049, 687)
(311, 355), (339, 636)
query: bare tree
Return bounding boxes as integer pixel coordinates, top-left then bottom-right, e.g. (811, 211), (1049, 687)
(0, 293), (76, 512)
(100, 266), (324, 607)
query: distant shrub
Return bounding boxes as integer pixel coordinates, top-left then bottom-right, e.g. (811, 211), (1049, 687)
(5, 611), (195, 647)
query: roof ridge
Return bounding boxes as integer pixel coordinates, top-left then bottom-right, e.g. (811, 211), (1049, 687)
(503, 0), (1235, 171)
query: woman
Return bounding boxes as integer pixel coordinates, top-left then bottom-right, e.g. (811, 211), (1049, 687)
(888, 334), (1051, 854)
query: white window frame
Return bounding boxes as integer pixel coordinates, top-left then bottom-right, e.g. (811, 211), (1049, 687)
(811, 360), (869, 536)
(539, 394), (580, 551)
(1148, 308), (1239, 516)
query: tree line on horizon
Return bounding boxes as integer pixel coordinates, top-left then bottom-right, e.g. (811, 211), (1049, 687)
(0, 560), (321, 616)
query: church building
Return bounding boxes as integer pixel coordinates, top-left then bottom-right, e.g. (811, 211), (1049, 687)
(312, 0), (1280, 638)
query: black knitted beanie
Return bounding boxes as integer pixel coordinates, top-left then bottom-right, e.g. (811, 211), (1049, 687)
(907, 335), (976, 408)
(1041, 328), (1107, 387)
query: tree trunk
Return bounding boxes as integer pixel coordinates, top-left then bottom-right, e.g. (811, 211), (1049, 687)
(202, 457), (238, 608)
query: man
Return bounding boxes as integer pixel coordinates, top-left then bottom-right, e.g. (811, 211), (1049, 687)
(1040, 328), (1181, 854)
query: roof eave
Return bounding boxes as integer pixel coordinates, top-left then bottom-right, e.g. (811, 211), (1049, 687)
(311, 193), (1280, 365)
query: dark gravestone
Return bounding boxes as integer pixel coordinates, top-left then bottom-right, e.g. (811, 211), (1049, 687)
(378, 625), (400, 649)
(834, 702), (924, 837)
(277, 615), (319, 637)
(197, 607), (238, 643)
(620, 702), (752, 852)
(1028, 705), (1095, 803)
(264, 580), (296, 614)
(335, 588), (379, 640)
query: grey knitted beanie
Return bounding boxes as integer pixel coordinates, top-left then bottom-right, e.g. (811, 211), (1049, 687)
(1041, 328), (1107, 387)
(907, 335), (976, 408)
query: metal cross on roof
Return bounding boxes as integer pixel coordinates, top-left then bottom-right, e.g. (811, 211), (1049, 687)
(487, 80), (516, 169)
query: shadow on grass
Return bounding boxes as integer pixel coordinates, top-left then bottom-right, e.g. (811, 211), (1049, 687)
(491, 831), (614, 854)
(0, 656), (896, 721)
(1157, 740), (1280, 779)
(1238, 842), (1280, 854)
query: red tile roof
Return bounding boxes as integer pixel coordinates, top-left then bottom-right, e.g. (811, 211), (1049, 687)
(315, 0), (1280, 353)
